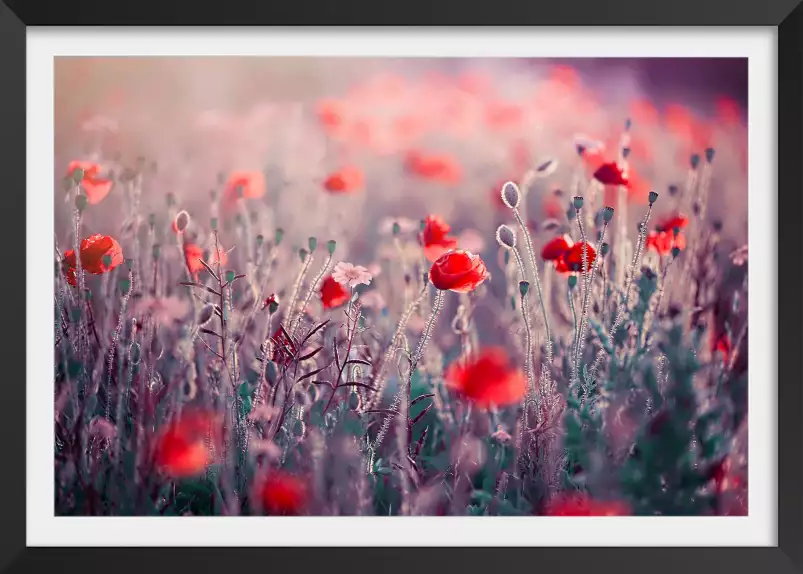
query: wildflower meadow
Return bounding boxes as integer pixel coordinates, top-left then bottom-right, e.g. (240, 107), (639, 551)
(54, 58), (748, 517)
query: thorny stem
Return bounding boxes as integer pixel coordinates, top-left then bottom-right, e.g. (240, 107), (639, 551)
(519, 289), (536, 401)
(285, 251), (313, 336)
(568, 286), (578, 358)
(610, 204), (653, 341)
(292, 253), (332, 338)
(575, 222), (608, 378)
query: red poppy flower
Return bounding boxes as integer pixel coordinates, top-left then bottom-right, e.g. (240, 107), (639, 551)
(554, 255), (570, 274)
(485, 101), (525, 130)
(323, 165), (365, 194)
(420, 215), (459, 262)
(222, 171), (266, 208)
(646, 231), (687, 256)
(629, 99), (660, 126)
(429, 249), (488, 293)
(716, 96), (742, 127)
(184, 242), (227, 278)
(154, 411), (222, 478)
(67, 160), (114, 205)
(316, 98), (345, 132)
(320, 275), (350, 310)
(655, 213), (689, 233)
(543, 492), (631, 516)
(564, 242), (597, 272)
(541, 235), (573, 261)
(61, 234), (124, 287)
(543, 196), (564, 219)
(445, 347), (526, 408)
(711, 331), (731, 364)
(259, 471), (308, 515)
(405, 151), (462, 185)
(593, 162), (629, 186)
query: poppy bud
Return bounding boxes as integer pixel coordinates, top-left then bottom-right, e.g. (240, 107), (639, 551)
(75, 194), (88, 211)
(198, 304), (215, 326)
(174, 210), (190, 232)
(299, 248), (308, 263)
(269, 300), (279, 314)
(501, 181), (521, 209)
(256, 234), (264, 246)
(705, 147), (715, 163)
(690, 154), (701, 169)
(71, 167), (85, 184)
(308, 237), (318, 252)
(225, 270), (235, 282)
(567, 206), (576, 221)
(603, 206), (615, 223)
(348, 392), (362, 411)
(210, 217), (218, 230)
(275, 228), (285, 246)
(495, 224), (516, 249)
(568, 275), (577, 289)
(573, 196), (584, 210)
(648, 191), (658, 205)
(392, 222), (401, 236)
(601, 243), (610, 256)
(622, 147), (631, 158)
(519, 281), (530, 297)
(671, 246), (681, 258)
(129, 342), (141, 365)
(327, 240), (336, 255)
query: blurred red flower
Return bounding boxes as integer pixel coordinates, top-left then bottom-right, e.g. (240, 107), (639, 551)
(184, 242), (227, 278)
(543, 492), (631, 516)
(429, 249), (488, 293)
(445, 347), (526, 408)
(542, 196), (564, 220)
(716, 96), (742, 127)
(593, 162), (629, 187)
(320, 275), (350, 310)
(224, 171), (266, 202)
(646, 231), (687, 256)
(564, 241), (597, 272)
(316, 98), (345, 132)
(259, 471), (308, 515)
(629, 99), (660, 126)
(61, 234), (124, 287)
(485, 100), (525, 130)
(405, 150), (462, 185)
(323, 165), (365, 194)
(67, 160), (114, 205)
(711, 330), (732, 364)
(541, 235), (573, 261)
(655, 213), (689, 233)
(154, 411), (222, 478)
(420, 215), (459, 262)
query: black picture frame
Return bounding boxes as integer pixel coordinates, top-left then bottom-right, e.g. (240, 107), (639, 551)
(0, 1), (800, 573)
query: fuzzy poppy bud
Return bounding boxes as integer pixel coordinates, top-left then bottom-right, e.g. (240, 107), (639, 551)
(225, 270), (235, 282)
(75, 193), (88, 211)
(690, 154), (701, 169)
(198, 304), (215, 326)
(705, 147), (715, 163)
(495, 224), (516, 249)
(603, 206), (615, 223)
(275, 228), (285, 246)
(327, 239), (336, 255)
(519, 281), (530, 297)
(71, 167), (85, 184)
(573, 196), (584, 210)
(501, 181), (520, 209)
(174, 210), (190, 233)
(601, 243), (610, 256)
(299, 248), (308, 263)
(308, 237), (318, 252)
(568, 275), (577, 289)
(648, 191), (658, 205)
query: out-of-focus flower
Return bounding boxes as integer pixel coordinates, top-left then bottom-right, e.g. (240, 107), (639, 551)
(223, 171), (266, 206)
(154, 411), (222, 478)
(646, 231), (686, 256)
(332, 261), (372, 289)
(445, 347), (526, 408)
(655, 213), (689, 233)
(131, 296), (191, 326)
(359, 289), (386, 310)
(629, 99), (660, 126)
(711, 330), (732, 364)
(730, 245), (748, 266)
(405, 150), (462, 185)
(429, 250), (488, 293)
(183, 242), (228, 278)
(541, 235), (573, 261)
(593, 161), (629, 186)
(543, 196), (564, 219)
(323, 165), (365, 194)
(61, 234), (124, 287)
(564, 241), (597, 272)
(420, 215), (459, 262)
(543, 492), (631, 516)
(716, 96), (743, 127)
(258, 471), (308, 515)
(67, 160), (114, 205)
(320, 275), (350, 310)
(316, 98), (346, 133)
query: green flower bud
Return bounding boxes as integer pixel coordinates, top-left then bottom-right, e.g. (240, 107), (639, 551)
(225, 270), (236, 282)
(275, 228), (285, 245)
(648, 191), (658, 205)
(308, 237), (318, 252)
(299, 248), (308, 263)
(603, 206), (615, 223)
(71, 168), (85, 184)
(568, 275), (578, 289)
(74, 194), (88, 212)
(327, 239), (337, 255)
(573, 196), (584, 210)
(519, 281), (530, 297)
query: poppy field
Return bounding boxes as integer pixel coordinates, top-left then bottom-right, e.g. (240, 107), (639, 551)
(54, 58), (749, 517)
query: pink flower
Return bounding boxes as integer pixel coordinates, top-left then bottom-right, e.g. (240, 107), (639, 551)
(332, 261), (373, 289)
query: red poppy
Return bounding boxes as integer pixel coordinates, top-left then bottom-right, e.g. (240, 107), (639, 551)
(445, 347), (526, 408)
(67, 160), (114, 205)
(554, 255), (571, 274)
(184, 242), (227, 278)
(564, 242), (597, 272)
(543, 492), (631, 516)
(320, 275), (350, 310)
(323, 165), (365, 194)
(420, 215), (459, 262)
(316, 98), (345, 132)
(154, 411), (222, 478)
(541, 235), (573, 261)
(593, 162), (629, 187)
(485, 101), (525, 130)
(61, 234), (124, 287)
(405, 150), (462, 185)
(629, 99), (660, 126)
(646, 231), (687, 256)
(655, 213), (689, 233)
(716, 96), (742, 127)
(711, 331), (731, 364)
(429, 249), (488, 293)
(543, 196), (564, 219)
(222, 171), (266, 207)
(259, 471), (308, 515)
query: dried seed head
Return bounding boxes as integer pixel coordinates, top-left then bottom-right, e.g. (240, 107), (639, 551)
(299, 248), (308, 263)
(392, 222), (401, 236)
(690, 154), (701, 170)
(601, 242), (610, 256)
(705, 147), (716, 163)
(275, 228), (285, 246)
(519, 281), (530, 297)
(573, 196), (584, 210)
(501, 181), (521, 209)
(327, 239), (337, 255)
(568, 275), (577, 289)
(648, 191), (658, 205)
(308, 237), (318, 252)
(174, 210), (191, 232)
(495, 224), (516, 249)
(603, 206), (615, 223)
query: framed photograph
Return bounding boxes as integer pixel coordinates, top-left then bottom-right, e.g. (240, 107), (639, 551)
(1, 1), (800, 573)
